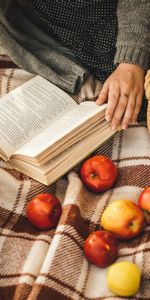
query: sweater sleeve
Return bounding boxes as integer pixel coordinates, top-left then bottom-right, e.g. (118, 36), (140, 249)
(114, 0), (150, 71)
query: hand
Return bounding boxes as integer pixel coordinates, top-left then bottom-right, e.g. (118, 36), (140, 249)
(96, 63), (145, 130)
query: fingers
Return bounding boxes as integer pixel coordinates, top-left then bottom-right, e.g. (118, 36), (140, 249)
(110, 93), (129, 131)
(131, 92), (143, 123)
(96, 81), (109, 105)
(105, 81), (120, 123)
(105, 78), (132, 130)
(111, 91), (143, 130)
(121, 92), (136, 129)
(96, 63), (144, 130)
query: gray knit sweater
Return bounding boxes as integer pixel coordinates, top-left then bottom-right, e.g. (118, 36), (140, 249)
(115, 0), (150, 70)
(0, 0), (150, 93)
(0, 0), (88, 93)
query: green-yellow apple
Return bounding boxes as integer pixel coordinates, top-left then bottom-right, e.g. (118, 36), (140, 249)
(101, 200), (144, 240)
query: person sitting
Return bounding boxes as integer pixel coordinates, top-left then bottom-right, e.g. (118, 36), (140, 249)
(0, 0), (149, 130)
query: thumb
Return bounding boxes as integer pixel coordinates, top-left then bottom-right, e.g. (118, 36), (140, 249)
(96, 81), (109, 105)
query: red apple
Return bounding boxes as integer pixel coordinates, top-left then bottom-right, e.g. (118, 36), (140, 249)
(84, 230), (118, 268)
(101, 200), (144, 240)
(26, 193), (62, 230)
(138, 187), (150, 224)
(80, 155), (118, 193)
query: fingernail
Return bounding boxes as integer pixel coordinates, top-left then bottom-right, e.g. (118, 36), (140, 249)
(96, 99), (101, 104)
(111, 124), (116, 131)
(122, 124), (127, 130)
(105, 114), (111, 122)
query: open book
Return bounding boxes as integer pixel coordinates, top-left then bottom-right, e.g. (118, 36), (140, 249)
(0, 76), (116, 185)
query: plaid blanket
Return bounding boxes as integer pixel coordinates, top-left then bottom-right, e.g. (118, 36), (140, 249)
(0, 55), (150, 300)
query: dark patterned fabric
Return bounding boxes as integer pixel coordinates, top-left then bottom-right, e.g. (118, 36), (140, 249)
(22, 0), (118, 83)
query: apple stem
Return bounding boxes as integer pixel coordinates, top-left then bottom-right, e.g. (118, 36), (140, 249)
(91, 172), (97, 178)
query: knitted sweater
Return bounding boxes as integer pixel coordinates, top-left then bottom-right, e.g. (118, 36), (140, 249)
(22, 0), (150, 81)
(0, 0), (88, 93)
(21, 0), (118, 83)
(0, 0), (150, 92)
(115, 0), (150, 69)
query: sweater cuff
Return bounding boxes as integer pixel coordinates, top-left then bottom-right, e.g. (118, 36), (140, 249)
(114, 45), (150, 71)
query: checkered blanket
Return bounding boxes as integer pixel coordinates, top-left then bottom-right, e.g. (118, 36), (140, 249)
(0, 55), (150, 300)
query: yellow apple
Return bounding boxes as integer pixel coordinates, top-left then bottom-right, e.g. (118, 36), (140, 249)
(107, 261), (141, 296)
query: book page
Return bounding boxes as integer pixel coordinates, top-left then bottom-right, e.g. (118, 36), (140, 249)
(0, 76), (77, 158)
(14, 102), (107, 158)
(11, 122), (114, 185)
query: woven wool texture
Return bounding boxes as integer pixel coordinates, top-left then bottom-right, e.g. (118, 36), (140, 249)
(0, 55), (150, 300)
